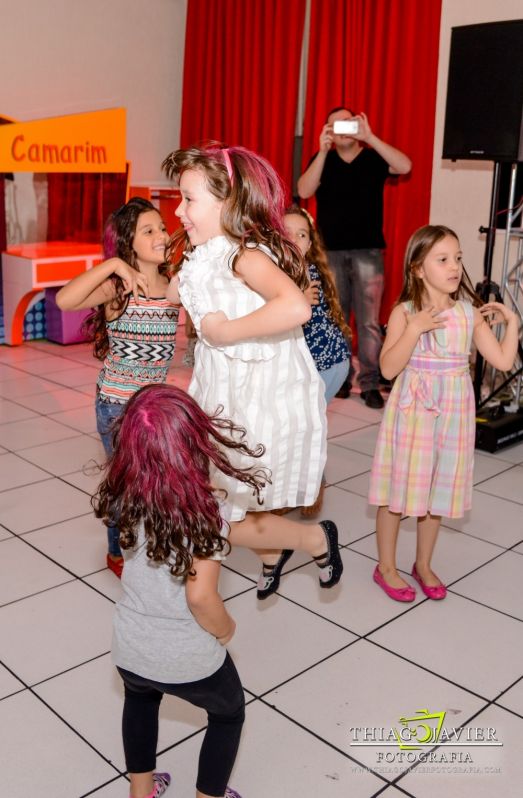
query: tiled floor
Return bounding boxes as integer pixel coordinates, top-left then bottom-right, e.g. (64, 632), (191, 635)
(1, 332), (523, 798)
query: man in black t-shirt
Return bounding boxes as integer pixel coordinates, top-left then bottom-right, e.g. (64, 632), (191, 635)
(298, 107), (411, 408)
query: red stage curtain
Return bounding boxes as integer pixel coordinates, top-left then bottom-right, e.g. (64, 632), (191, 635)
(180, 0), (306, 194)
(302, 0), (442, 320)
(47, 173), (128, 243)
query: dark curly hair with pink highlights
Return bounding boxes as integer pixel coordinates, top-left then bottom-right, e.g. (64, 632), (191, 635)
(92, 384), (269, 577)
(84, 197), (170, 360)
(162, 143), (309, 289)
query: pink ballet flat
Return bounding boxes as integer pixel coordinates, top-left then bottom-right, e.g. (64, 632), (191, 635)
(373, 565), (416, 602)
(411, 564), (447, 600)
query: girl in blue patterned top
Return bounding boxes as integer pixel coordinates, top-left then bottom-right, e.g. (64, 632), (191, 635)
(284, 206), (351, 515)
(284, 206), (351, 402)
(57, 198), (179, 576)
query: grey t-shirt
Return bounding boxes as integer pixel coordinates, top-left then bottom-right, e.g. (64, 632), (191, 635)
(112, 524), (226, 684)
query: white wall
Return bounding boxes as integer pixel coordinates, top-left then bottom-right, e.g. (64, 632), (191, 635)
(430, 0), (522, 288)
(1, 0), (187, 240)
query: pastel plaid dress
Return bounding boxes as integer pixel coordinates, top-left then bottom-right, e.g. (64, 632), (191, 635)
(368, 300), (475, 518)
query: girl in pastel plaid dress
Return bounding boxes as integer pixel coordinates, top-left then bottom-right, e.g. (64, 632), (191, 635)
(368, 225), (518, 602)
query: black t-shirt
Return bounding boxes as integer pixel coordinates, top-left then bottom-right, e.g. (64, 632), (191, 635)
(314, 148), (390, 250)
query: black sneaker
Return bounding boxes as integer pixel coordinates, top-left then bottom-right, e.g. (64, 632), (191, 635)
(360, 389), (384, 409)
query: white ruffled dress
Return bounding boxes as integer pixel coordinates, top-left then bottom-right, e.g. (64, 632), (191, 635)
(178, 236), (327, 522)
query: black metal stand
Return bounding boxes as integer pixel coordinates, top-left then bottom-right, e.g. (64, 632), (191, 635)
(473, 162), (502, 405)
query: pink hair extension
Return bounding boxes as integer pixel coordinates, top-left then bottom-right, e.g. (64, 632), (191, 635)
(222, 148), (234, 185)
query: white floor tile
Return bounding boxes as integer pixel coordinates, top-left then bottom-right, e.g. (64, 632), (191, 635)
(0, 374), (61, 399)
(0, 478), (90, 533)
(0, 398), (37, 424)
(0, 537), (73, 605)
(0, 580), (113, 684)
(486, 441), (523, 465)
(496, 677), (523, 716)
(0, 524), (13, 540)
(62, 466), (104, 494)
(368, 594), (523, 700)
(44, 365), (100, 387)
(83, 569), (124, 603)
(326, 424), (380, 457)
(48, 404), (98, 433)
(23, 513), (108, 577)
(0, 663), (25, 699)
(337, 471), (370, 498)
(153, 699), (385, 797)
(0, 415), (79, 451)
(0, 452), (50, 491)
(264, 639), (484, 778)
(327, 410), (371, 438)
(444, 490), (523, 548)
(0, 690), (117, 797)
(13, 387), (93, 413)
(451, 551), (523, 620)
(225, 592), (355, 695)
(14, 354), (87, 375)
(475, 465), (523, 505)
(19, 433), (105, 476)
(400, 704), (523, 798)
(329, 394), (385, 423)
(0, 346), (53, 363)
(473, 451), (516, 484)
(325, 443), (374, 485)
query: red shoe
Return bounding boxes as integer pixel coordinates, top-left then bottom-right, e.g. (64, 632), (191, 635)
(106, 554), (124, 579)
(411, 564), (447, 600)
(373, 565), (416, 602)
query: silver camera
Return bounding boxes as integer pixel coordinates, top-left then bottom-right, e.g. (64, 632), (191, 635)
(332, 119), (359, 135)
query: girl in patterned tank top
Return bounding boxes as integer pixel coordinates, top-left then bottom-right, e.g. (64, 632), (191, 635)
(368, 225), (518, 603)
(57, 198), (179, 577)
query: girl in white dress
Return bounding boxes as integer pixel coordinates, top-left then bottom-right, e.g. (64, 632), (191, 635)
(162, 144), (343, 599)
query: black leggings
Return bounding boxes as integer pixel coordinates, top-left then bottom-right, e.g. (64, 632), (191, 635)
(118, 653), (245, 797)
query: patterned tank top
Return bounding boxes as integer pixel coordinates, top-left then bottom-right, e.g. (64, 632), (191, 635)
(97, 295), (179, 404)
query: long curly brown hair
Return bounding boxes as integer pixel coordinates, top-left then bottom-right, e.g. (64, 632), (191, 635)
(284, 205), (352, 340)
(92, 384), (270, 578)
(398, 225), (482, 311)
(84, 197), (170, 360)
(162, 143), (309, 289)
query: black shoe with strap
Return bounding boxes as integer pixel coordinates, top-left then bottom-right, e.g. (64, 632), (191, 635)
(257, 550), (294, 600)
(313, 520), (344, 588)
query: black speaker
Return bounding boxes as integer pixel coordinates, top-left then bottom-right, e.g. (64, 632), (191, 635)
(443, 20), (523, 162)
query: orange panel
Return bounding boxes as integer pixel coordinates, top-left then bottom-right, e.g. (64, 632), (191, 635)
(36, 260), (88, 283)
(7, 242), (102, 259)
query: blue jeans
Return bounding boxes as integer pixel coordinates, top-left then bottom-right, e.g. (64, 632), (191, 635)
(327, 249), (384, 392)
(320, 358), (350, 404)
(95, 396), (125, 556)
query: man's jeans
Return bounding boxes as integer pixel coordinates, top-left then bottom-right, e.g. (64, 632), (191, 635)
(327, 248), (384, 392)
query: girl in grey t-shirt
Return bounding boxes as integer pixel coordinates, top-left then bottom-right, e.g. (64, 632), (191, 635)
(93, 384), (267, 798)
